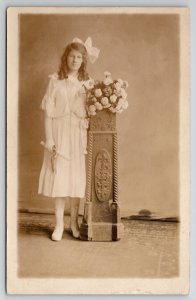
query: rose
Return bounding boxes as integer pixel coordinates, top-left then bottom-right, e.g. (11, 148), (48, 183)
(123, 80), (129, 89)
(103, 77), (113, 85)
(113, 89), (121, 97)
(122, 100), (128, 109)
(103, 71), (112, 77)
(89, 104), (96, 112)
(103, 71), (113, 85)
(88, 105), (96, 116)
(95, 80), (101, 85)
(118, 97), (125, 106)
(101, 97), (109, 106)
(120, 88), (127, 99)
(91, 97), (97, 103)
(109, 107), (116, 113)
(95, 102), (103, 110)
(94, 88), (102, 97)
(117, 78), (124, 86)
(115, 104), (122, 111)
(104, 103), (111, 108)
(104, 71), (112, 77)
(110, 94), (117, 103)
(114, 82), (121, 90)
(115, 98), (125, 111)
(84, 79), (94, 90)
(103, 86), (112, 96)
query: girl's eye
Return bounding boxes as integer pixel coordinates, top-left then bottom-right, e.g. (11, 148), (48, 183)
(69, 55), (82, 59)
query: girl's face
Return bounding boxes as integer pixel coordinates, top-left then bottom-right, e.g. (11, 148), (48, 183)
(67, 49), (83, 73)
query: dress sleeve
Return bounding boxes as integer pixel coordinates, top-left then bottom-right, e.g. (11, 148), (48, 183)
(40, 73), (58, 117)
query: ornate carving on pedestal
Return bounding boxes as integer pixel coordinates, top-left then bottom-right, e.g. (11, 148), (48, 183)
(95, 149), (112, 202)
(113, 133), (118, 203)
(80, 110), (124, 241)
(86, 132), (93, 203)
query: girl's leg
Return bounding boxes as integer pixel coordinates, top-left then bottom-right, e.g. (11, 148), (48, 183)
(51, 197), (66, 241)
(70, 197), (80, 238)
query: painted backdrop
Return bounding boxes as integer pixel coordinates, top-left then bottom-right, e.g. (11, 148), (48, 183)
(19, 13), (179, 218)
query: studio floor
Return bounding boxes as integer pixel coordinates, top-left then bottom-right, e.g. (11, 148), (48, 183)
(18, 213), (179, 278)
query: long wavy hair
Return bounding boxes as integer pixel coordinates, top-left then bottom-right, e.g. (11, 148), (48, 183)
(58, 42), (89, 81)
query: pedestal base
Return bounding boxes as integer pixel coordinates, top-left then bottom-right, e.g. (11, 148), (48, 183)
(80, 201), (124, 241)
(80, 222), (124, 241)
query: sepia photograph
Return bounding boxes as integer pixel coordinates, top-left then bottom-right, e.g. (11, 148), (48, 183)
(7, 7), (190, 294)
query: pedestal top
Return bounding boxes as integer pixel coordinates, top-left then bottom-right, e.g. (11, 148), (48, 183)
(89, 110), (116, 131)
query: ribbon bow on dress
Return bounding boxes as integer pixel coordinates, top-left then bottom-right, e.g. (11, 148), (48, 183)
(72, 37), (100, 64)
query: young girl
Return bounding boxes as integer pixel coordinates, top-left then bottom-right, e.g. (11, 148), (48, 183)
(38, 37), (100, 241)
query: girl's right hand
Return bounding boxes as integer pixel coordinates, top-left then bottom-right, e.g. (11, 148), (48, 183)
(45, 139), (55, 152)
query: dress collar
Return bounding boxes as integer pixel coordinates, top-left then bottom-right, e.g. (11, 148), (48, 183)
(67, 74), (79, 82)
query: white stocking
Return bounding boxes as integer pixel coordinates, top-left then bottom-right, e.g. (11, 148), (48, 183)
(51, 197), (66, 241)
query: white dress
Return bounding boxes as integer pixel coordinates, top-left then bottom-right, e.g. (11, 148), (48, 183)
(38, 73), (89, 198)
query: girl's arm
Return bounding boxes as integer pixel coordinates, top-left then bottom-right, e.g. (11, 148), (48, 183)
(41, 74), (57, 151)
(44, 113), (55, 151)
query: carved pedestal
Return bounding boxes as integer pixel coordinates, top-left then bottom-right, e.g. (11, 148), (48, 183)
(80, 110), (124, 241)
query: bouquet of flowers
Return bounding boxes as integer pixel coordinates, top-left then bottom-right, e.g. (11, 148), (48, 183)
(84, 71), (129, 116)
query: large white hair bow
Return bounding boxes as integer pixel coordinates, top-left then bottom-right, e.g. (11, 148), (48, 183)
(72, 37), (100, 64)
